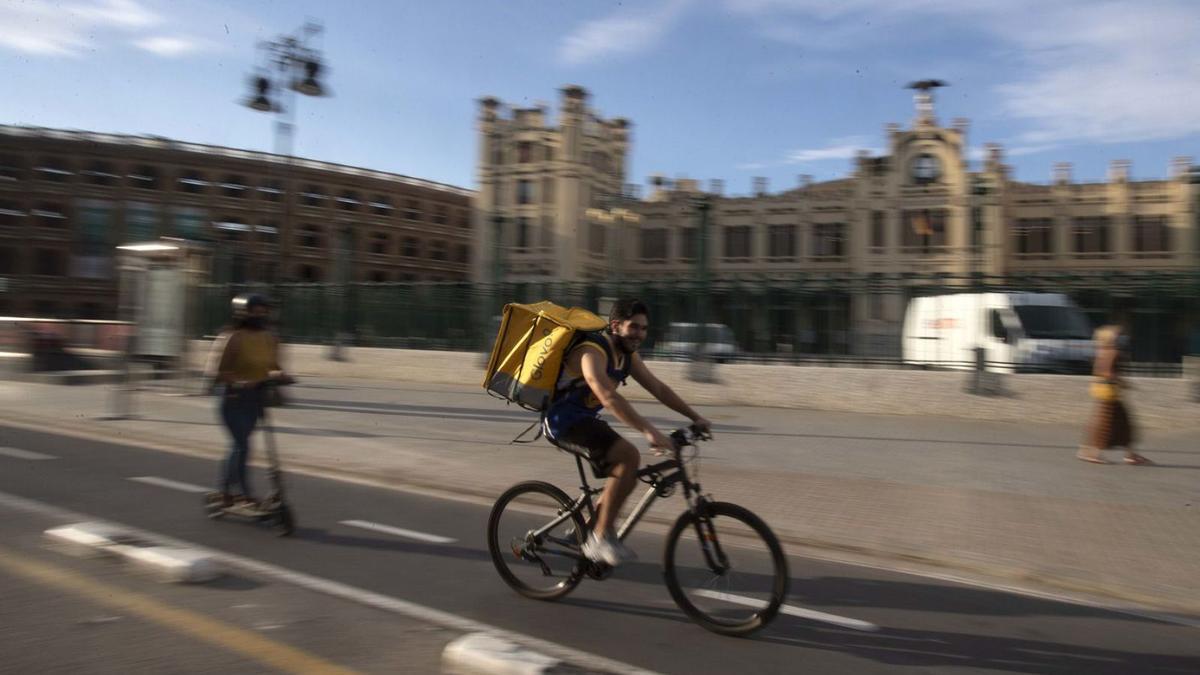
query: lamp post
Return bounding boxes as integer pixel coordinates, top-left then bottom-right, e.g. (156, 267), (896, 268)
(241, 20), (331, 352)
(688, 194), (715, 382)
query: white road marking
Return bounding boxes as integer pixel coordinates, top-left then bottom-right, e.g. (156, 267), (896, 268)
(694, 590), (880, 632)
(0, 490), (660, 675)
(0, 447), (56, 461)
(339, 519), (456, 544)
(127, 476), (211, 494)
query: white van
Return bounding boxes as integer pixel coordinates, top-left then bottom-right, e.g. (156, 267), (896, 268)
(902, 292), (1095, 374)
(657, 323), (739, 363)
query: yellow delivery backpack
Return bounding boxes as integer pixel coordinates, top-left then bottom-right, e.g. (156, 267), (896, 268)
(483, 301), (607, 412)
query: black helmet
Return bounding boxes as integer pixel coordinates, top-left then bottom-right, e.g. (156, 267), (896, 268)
(231, 293), (270, 319)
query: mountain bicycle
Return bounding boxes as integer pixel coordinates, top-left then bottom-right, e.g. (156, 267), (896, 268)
(487, 426), (788, 636)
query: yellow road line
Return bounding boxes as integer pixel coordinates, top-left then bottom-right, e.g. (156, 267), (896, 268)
(0, 546), (361, 675)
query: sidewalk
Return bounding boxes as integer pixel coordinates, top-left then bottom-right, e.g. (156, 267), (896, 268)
(2, 376), (1198, 617)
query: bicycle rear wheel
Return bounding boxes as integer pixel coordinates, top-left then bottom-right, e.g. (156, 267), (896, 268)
(487, 481), (587, 601)
(663, 501), (789, 636)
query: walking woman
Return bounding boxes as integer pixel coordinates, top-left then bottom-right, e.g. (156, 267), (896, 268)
(213, 293), (284, 505)
(1078, 325), (1151, 465)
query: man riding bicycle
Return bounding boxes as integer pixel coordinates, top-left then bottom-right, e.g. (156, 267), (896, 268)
(543, 298), (711, 566)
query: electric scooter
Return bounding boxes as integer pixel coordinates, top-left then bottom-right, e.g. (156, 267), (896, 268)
(205, 376), (296, 536)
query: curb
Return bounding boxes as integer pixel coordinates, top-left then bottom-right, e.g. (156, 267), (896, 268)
(45, 522), (221, 583)
(6, 409), (1200, 618)
(442, 632), (601, 675)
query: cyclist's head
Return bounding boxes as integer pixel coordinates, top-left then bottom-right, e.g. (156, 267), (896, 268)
(231, 293), (271, 330)
(608, 298), (649, 355)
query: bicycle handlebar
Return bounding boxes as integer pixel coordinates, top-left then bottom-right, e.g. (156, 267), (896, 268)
(670, 425), (712, 449)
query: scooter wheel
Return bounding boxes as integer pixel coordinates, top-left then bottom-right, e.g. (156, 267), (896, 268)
(272, 504), (295, 537)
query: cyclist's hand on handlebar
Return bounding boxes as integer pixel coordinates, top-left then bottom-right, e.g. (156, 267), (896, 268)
(690, 416), (713, 440)
(646, 428), (675, 456)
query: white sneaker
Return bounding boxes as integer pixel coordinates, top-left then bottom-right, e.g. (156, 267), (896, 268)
(582, 531), (637, 566)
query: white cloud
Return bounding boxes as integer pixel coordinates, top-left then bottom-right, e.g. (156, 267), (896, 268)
(134, 36), (202, 57)
(559, 0), (690, 67)
(786, 136), (880, 164)
(724, 0), (1200, 147)
(0, 0), (211, 59)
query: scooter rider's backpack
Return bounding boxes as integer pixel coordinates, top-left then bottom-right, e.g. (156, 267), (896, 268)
(483, 301), (607, 412)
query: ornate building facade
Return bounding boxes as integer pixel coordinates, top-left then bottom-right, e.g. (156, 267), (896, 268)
(476, 85), (1198, 358)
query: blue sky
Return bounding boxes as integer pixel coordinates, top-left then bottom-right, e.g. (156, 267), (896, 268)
(2, 0), (1197, 192)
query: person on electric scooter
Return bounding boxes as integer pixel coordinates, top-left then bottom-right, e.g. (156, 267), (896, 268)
(212, 293), (286, 508)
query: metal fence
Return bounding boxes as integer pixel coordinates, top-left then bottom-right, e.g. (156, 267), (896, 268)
(196, 271), (1200, 368)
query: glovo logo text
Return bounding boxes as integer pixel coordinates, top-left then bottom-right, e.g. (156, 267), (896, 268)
(529, 327), (555, 381)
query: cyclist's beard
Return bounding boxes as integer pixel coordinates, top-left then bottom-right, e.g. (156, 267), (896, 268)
(613, 333), (639, 355)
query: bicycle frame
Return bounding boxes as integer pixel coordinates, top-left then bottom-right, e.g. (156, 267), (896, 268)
(531, 434), (731, 574)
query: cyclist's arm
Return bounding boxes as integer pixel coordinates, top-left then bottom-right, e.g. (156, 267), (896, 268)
(628, 353), (705, 425)
(580, 348), (663, 444)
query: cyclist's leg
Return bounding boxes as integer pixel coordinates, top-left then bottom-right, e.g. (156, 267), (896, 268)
(594, 438), (639, 537)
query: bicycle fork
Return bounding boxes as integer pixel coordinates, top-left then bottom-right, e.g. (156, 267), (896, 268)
(690, 499), (731, 575)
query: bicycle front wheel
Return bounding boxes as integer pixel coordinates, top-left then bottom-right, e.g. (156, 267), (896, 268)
(663, 501), (789, 636)
(487, 481), (587, 601)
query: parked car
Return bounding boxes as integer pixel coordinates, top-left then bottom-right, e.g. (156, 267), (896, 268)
(657, 322), (739, 363)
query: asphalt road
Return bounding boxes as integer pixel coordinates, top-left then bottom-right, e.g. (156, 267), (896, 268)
(1, 423), (1197, 674)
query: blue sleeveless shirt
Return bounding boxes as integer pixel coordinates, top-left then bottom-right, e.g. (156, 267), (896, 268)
(543, 332), (632, 440)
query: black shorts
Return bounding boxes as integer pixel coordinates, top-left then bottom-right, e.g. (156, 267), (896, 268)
(550, 417), (624, 479)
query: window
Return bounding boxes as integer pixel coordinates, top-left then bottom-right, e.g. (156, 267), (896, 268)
(1132, 216), (1170, 253)
(0, 200), (26, 226)
(221, 175), (248, 198)
(589, 221), (606, 254)
(402, 237), (419, 257)
(0, 246), (16, 274)
(36, 157), (72, 183)
(1014, 218), (1054, 256)
(641, 229), (667, 260)
(971, 206), (984, 250)
(370, 270), (388, 283)
(403, 199), (422, 221)
(259, 179), (283, 202)
(540, 216), (554, 247)
(490, 136), (503, 165)
(812, 223), (846, 259)
(455, 244), (469, 264)
(1072, 217), (1110, 255)
(301, 184), (326, 207)
(370, 232), (390, 255)
(768, 225), (796, 260)
(518, 142), (532, 163)
(0, 155), (24, 182)
(128, 165), (160, 189)
(257, 221), (279, 245)
(178, 169), (207, 194)
(870, 211), (885, 251)
(298, 264), (322, 282)
(75, 199), (115, 278)
(901, 209), (947, 252)
(516, 218), (530, 251)
(433, 205), (448, 225)
(337, 190), (361, 211)
(125, 202), (158, 241)
(370, 195), (393, 216)
(723, 226), (752, 259)
(299, 224), (322, 249)
(35, 248), (65, 276)
(517, 180), (533, 205)
(542, 177), (555, 205)
(171, 206), (207, 241)
(84, 161), (119, 186)
(430, 240), (448, 261)
(457, 210), (470, 229)
(680, 228), (697, 261)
